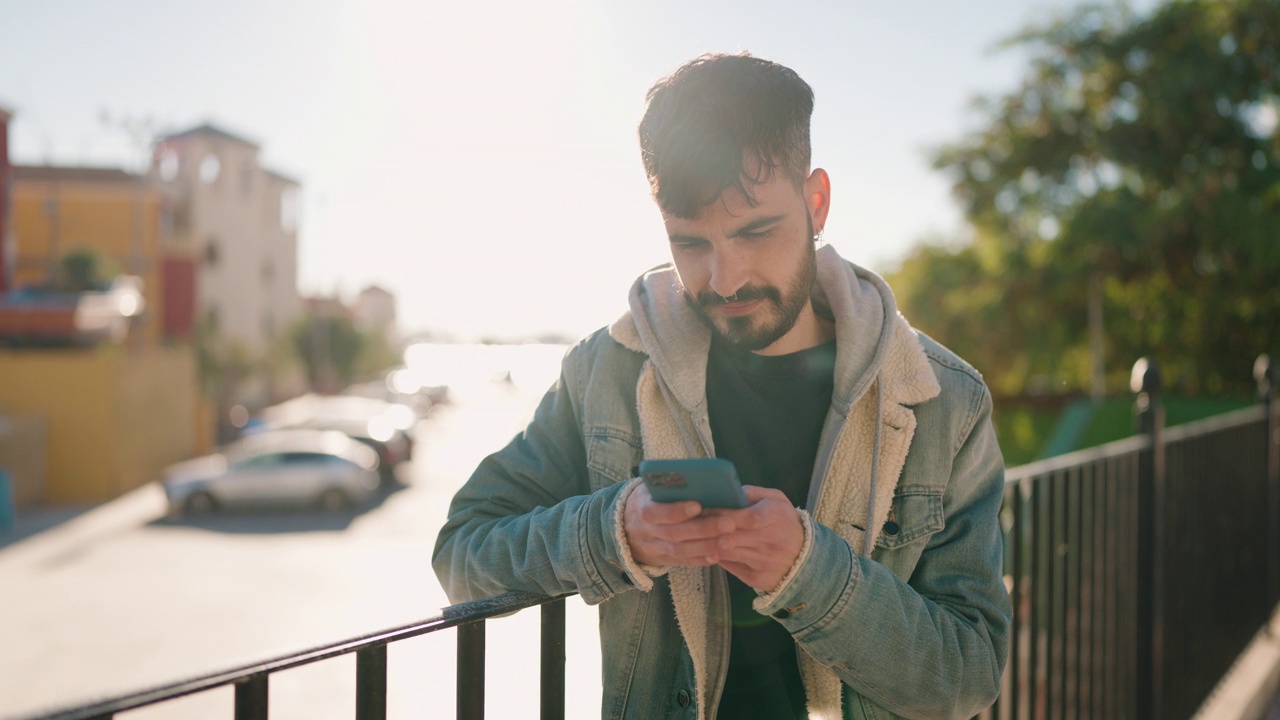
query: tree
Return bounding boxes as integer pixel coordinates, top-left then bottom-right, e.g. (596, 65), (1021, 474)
(57, 249), (119, 293)
(909, 0), (1280, 395)
(290, 314), (367, 393)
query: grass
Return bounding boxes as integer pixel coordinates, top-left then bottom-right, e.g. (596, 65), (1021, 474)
(992, 395), (1259, 468)
(1074, 395), (1257, 449)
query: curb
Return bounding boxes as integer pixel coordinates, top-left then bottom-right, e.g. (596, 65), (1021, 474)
(1194, 603), (1280, 720)
(0, 483), (167, 566)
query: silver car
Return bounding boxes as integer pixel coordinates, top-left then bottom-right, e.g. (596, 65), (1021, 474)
(162, 429), (381, 517)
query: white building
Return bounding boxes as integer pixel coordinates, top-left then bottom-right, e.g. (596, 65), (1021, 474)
(353, 284), (399, 347)
(150, 124), (300, 355)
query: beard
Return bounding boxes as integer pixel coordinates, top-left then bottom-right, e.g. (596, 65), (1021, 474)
(685, 233), (818, 353)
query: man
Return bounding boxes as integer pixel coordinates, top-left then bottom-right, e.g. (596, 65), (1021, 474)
(434, 53), (1010, 719)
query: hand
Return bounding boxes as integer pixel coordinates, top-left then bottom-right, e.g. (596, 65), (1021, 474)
(623, 482), (737, 567)
(712, 486), (804, 592)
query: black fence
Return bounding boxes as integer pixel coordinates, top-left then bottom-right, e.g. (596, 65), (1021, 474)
(12, 356), (1280, 720)
(15, 592), (568, 720)
(985, 355), (1280, 720)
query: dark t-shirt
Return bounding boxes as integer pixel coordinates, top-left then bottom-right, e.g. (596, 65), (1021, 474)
(706, 336), (837, 720)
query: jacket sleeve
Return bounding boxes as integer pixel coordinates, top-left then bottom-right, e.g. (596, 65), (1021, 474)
(755, 385), (1011, 719)
(431, 347), (641, 606)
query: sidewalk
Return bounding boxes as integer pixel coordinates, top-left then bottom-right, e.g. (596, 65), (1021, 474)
(1192, 603), (1280, 720)
(0, 482), (165, 557)
(1, 503), (95, 550)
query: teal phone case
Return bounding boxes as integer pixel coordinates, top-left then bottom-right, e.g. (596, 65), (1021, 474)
(639, 458), (747, 509)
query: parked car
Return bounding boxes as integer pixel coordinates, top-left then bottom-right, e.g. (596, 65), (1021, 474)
(257, 394), (416, 485)
(161, 429), (380, 518)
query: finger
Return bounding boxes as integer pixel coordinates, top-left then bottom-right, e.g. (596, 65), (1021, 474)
(654, 537), (724, 565)
(742, 485), (789, 505)
(640, 499), (704, 525)
(723, 500), (786, 532)
(658, 515), (735, 543)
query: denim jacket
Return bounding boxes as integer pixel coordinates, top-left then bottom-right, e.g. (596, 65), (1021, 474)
(433, 245), (1011, 719)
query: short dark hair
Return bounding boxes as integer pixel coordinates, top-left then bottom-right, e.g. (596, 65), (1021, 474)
(638, 52), (815, 218)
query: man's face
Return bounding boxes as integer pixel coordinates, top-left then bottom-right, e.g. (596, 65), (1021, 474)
(663, 168), (828, 354)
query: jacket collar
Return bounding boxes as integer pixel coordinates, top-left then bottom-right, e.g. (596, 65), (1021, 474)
(609, 244), (939, 412)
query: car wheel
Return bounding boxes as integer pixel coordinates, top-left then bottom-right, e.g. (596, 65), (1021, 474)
(317, 488), (351, 512)
(185, 491), (218, 516)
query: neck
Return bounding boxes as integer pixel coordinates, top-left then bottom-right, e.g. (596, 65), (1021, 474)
(754, 301), (835, 357)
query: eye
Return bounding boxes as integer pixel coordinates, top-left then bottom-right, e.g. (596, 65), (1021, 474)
(670, 238), (708, 252)
(738, 224), (778, 241)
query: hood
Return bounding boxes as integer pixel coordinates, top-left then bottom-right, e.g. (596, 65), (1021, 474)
(609, 244), (900, 414)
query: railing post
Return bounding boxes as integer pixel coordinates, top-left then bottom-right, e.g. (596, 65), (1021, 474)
(234, 674), (269, 720)
(1131, 357), (1165, 720)
(541, 597), (566, 720)
(356, 644), (387, 720)
(1256, 354), (1280, 607)
(457, 621), (485, 720)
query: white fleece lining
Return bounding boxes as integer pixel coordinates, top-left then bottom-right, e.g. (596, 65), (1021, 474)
(612, 477), (662, 592)
(634, 359), (715, 720)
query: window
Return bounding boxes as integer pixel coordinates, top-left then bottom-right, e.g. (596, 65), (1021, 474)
(199, 153), (221, 185)
(280, 187), (297, 233)
(204, 238), (220, 267)
(282, 452), (339, 465)
(238, 453), (284, 470)
(158, 151), (180, 182)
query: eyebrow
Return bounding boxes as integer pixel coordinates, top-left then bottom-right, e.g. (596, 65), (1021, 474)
(667, 214), (787, 245)
(731, 214), (786, 237)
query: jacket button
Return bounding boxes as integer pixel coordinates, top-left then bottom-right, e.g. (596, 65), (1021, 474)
(677, 689), (691, 707)
(772, 608), (792, 619)
(883, 520), (900, 536)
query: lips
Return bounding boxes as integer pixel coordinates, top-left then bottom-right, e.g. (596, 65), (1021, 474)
(716, 300), (762, 317)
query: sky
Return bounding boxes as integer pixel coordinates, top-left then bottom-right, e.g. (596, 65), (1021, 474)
(0, 0), (1156, 341)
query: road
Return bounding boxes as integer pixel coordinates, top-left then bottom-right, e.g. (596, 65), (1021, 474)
(0, 378), (603, 720)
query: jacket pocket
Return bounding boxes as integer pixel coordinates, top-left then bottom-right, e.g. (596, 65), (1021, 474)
(874, 485), (944, 551)
(585, 426), (642, 491)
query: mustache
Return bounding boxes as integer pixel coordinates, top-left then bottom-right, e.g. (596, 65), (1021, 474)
(696, 284), (781, 308)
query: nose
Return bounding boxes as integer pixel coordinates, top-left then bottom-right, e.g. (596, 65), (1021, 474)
(707, 246), (748, 299)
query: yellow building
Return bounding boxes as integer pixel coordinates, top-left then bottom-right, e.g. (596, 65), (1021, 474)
(0, 166), (206, 504)
(0, 346), (199, 503)
(10, 166), (172, 344)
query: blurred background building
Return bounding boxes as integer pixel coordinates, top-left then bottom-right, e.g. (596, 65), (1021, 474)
(0, 118), (311, 505)
(151, 124), (301, 361)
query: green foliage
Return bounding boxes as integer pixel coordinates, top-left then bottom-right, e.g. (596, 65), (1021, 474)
(991, 403), (1063, 466)
(194, 309), (257, 400)
(1074, 394), (1257, 448)
(896, 0), (1280, 396)
(290, 314), (367, 393)
(57, 249), (119, 293)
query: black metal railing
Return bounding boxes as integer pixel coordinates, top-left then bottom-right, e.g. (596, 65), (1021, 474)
(13, 591), (571, 720)
(984, 354), (1280, 720)
(13, 355), (1280, 720)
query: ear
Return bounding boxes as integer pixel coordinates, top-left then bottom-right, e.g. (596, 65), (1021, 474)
(804, 168), (831, 236)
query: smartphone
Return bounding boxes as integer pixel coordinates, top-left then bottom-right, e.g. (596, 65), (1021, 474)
(639, 458), (748, 509)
